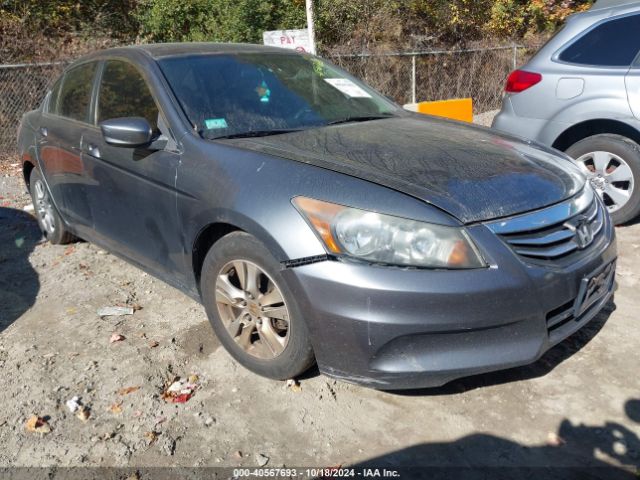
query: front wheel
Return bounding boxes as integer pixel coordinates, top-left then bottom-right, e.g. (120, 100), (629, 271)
(566, 134), (640, 225)
(200, 231), (315, 380)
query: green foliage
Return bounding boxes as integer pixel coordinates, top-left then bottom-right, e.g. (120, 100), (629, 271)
(134, 0), (306, 43)
(0, 0), (138, 38)
(1, 0), (596, 49)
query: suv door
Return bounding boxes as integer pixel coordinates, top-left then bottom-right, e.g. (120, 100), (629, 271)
(81, 59), (185, 282)
(37, 61), (98, 233)
(626, 45), (640, 120)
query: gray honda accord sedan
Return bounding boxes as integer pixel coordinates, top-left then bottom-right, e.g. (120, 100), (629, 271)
(17, 43), (617, 389)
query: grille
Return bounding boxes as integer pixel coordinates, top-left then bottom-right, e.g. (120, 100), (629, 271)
(486, 187), (604, 261)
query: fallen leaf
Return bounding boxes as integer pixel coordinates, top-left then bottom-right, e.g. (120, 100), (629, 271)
(64, 245), (75, 256)
(286, 379), (302, 393)
(25, 415), (51, 434)
(109, 333), (126, 344)
(76, 406), (90, 422)
(117, 386), (140, 396)
(547, 432), (566, 446)
(108, 402), (123, 414)
(149, 341), (159, 348)
(188, 374), (199, 383)
(144, 431), (159, 444)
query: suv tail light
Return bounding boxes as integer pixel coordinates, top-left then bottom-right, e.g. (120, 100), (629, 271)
(505, 70), (542, 93)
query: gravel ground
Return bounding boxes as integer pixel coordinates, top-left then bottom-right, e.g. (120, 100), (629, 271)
(1, 132), (639, 477)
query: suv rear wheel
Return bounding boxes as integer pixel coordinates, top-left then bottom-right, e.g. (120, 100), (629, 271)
(566, 134), (640, 225)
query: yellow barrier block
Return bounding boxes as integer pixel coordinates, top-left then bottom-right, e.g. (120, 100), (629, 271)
(416, 98), (473, 123)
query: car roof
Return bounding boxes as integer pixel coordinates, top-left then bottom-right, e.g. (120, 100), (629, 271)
(94, 42), (298, 61)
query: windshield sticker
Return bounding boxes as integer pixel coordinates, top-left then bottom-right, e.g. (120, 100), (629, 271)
(204, 118), (228, 130)
(324, 78), (372, 98)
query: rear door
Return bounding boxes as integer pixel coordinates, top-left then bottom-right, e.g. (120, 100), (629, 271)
(37, 61), (98, 233)
(80, 58), (185, 281)
(625, 16), (640, 119)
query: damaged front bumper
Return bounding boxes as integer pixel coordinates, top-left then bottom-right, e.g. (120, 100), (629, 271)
(282, 215), (617, 390)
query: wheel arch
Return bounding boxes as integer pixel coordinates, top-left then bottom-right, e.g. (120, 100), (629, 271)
(190, 212), (295, 290)
(552, 119), (640, 152)
(22, 157), (36, 191)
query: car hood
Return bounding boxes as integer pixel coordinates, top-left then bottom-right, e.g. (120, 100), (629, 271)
(223, 116), (585, 223)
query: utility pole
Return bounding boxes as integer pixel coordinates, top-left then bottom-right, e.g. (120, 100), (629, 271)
(305, 0), (316, 55)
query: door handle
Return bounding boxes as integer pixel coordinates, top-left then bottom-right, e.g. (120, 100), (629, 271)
(86, 143), (100, 158)
(39, 127), (48, 137)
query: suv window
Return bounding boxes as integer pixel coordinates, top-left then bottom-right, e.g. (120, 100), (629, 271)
(98, 60), (159, 130)
(57, 62), (97, 122)
(559, 14), (640, 67)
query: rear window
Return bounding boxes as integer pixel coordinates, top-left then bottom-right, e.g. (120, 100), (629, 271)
(559, 14), (640, 67)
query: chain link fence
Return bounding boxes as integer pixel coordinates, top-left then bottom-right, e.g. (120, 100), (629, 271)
(0, 61), (67, 156)
(0, 44), (537, 157)
(329, 44), (537, 111)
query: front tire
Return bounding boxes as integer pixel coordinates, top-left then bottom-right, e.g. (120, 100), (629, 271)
(29, 168), (75, 244)
(200, 231), (315, 380)
(566, 134), (640, 225)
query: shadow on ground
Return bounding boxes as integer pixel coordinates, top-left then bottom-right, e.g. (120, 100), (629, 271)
(352, 399), (640, 480)
(0, 207), (41, 332)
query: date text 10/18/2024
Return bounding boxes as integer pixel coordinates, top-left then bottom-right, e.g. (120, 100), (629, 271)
(232, 468), (401, 478)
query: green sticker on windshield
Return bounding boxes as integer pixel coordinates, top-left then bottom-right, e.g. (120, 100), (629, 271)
(204, 118), (228, 129)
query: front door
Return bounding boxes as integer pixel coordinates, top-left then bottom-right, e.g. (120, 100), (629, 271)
(81, 59), (185, 282)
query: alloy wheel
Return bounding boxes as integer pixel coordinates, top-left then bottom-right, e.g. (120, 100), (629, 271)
(33, 179), (56, 235)
(215, 260), (290, 359)
(574, 151), (635, 214)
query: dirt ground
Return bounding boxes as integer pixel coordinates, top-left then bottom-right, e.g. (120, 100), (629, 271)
(1, 153), (639, 478)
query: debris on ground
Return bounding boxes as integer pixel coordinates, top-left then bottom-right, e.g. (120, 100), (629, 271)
(76, 406), (90, 422)
(108, 402), (123, 414)
(117, 386), (140, 396)
(97, 306), (134, 317)
(149, 340), (159, 348)
(547, 432), (566, 446)
(233, 451), (243, 459)
(109, 333), (126, 344)
(66, 396), (82, 413)
(286, 379), (302, 393)
(25, 415), (51, 435)
(162, 376), (199, 403)
(144, 431), (159, 445)
(256, 453), (270, 466)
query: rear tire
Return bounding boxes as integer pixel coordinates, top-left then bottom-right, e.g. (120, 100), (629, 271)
(200, 231), (315, 380)
(29, 168), (75, 244)
(566, 134), (640, 225)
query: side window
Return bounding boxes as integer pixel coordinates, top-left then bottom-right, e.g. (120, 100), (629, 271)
(57, 62), (98, 122)
(559, 14), (640, 67)
(47, 76), (64, 114)
(98, 60), (159, 130)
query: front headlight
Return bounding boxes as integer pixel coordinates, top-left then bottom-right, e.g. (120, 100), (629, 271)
(293, 197), (486, 269)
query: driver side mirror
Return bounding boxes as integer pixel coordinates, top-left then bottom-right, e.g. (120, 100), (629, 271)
(99, 117), (153, 148)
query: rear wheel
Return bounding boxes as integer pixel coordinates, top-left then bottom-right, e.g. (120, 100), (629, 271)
(566, 134), (640, 225)
(200, 231), (315, 380)
(29, 168), (74, 244)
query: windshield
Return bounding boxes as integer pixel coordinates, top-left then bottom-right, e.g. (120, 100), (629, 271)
(158, 53), (401, 139)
